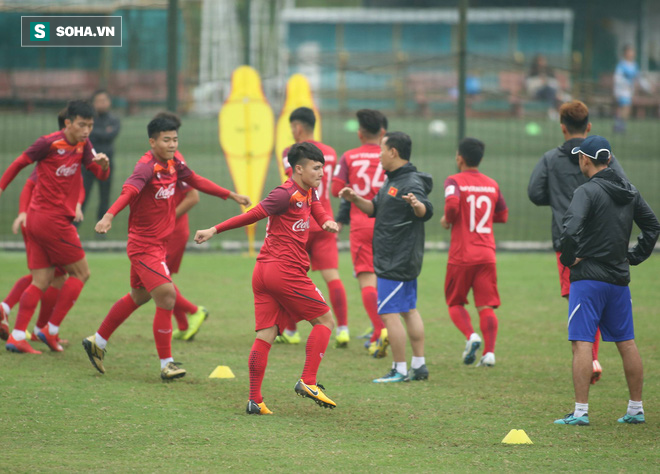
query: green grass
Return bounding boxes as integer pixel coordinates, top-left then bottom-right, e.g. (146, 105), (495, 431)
(1, 113), (659, 244)
(1, 251), (658, 472)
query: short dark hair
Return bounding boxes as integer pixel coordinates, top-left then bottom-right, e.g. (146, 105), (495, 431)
(147, 116), (179, 139)
(65, 100), (95, 121)
(383, 131), (412, 161)
(91, 89), (110, 101)
(357, 109), (384, 136)
(57, 107), (67, 129)
(375, 110), (388, 131)
(153, 111), (182, 129)
(287, 142), (325, 170)
(459, 137), (485, 167)
(289, 107), (315, 130)
(559, 100), (589, 133)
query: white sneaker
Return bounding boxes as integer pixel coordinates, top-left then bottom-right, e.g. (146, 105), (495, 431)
(462, 333), (482, 365)
(476, 352), (495, 367)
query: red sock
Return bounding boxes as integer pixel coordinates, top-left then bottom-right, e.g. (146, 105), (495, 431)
(98, 294), (139, 340)
(327, 279), (348, 327)
(153, 306), (173, 359)
(249, 338), (271, 403)
(4, 274), (33, 309)
(14, 284), (43, 331)
(448, 305), (474, 339)
(36, 286), (59, 329)
(592, 328), (601, 360)
(301, 324), (331, 385)
(174, 285), (198, 315)
(48, 277), (84, 327)
(361, 286), (383, 342)
(478, 307), (498, 354)
(173, 309), (189, 331)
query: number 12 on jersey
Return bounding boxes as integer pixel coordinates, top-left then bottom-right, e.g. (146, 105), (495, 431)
(466, 194), (492, 234)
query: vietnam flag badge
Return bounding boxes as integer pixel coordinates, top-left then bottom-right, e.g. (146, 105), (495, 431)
(387, 186), (398, 197)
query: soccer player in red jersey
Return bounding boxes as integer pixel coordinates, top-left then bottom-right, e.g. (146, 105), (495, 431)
(1, 109), (83, 346)
(0, 100), (110, 354)
(153, 112), (209, 342)
(195, 142), (339, 415)
(277, 107), (350, 348)
(82, 115), (250, 380)
(331, 109), (388, 355)
(441, 138), (508, 367)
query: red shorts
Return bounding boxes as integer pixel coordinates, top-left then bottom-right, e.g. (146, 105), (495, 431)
(445, 263), (500, 308)
(556, 252), (571, 297)
(128, 240), (172, 292)
(349, 227), (374, 275)
(252, 260), (329, 332)
(25, 211), (85, 270)
(21, 225), (66, 276)
(306, 230), (338, 271)
(165, 229), (189, 275)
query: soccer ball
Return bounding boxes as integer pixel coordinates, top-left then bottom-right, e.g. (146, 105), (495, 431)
(428, 119), (448, 137)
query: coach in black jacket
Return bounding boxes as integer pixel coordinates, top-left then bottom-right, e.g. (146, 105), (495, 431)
(554, 135), (659, 426)
(340, 131), (433, 383)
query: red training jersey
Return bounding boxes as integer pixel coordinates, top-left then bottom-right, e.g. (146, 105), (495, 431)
(123, 150), (193, 244)
(258, 178), (322, 271)
(24, 131), (104, 218)
(332, 143), (385, 230)
(283, 139), (337, 233)
(444, 170), (508, 265)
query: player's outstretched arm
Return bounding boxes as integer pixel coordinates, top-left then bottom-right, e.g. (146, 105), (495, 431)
(194, 227), (216, 244)
(339, 187), (374, 216)
(95, 185), (139, 234)
(0, 154), (34, 197)
(228, 191), (251, 207)
(195, 204), (269, 244)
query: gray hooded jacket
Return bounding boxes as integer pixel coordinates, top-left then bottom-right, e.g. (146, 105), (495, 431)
(528, 137), (626, 251)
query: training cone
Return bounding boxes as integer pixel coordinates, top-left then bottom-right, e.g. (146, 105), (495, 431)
(209, 366), (235, 379)
(501, 429), (533, 445)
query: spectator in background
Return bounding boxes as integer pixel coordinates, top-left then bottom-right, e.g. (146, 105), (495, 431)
(525, 54), (561, 120)
(613, 45), (639, 133)
(83, 90), (121, 224)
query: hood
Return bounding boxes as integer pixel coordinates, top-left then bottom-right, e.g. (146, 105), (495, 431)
(560, 137), (584, 165)
(386, 162), (433, 194)
(591, 168), (636, 205)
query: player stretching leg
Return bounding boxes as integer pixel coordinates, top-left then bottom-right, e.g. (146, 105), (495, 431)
(0, 100), (110, 354)
(331, 109), (389, 355)
(82, 115), (249, 380)
(278, 107), (350, 347)
(195, 142), (339, 414)
(441, 138), (508, 367)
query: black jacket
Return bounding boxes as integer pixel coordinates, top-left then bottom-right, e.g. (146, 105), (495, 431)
(528, 137), (626, 251)
(560, 167), (660, 286)
(89, 111), (121, 159)
(372, 162), (433, 281)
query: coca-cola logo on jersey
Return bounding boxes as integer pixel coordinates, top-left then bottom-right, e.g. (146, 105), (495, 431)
(55, 163), (79, 177)
(155, 183), (176, 200)
(292, 219), (310, 232)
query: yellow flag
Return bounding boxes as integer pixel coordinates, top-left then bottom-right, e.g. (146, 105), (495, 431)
(275, 74), (321, 183)
(219, 66), (274, 255)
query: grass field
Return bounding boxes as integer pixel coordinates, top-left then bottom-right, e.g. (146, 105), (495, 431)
(0, 112), (659, 244)
(1, 251), (658, 472)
